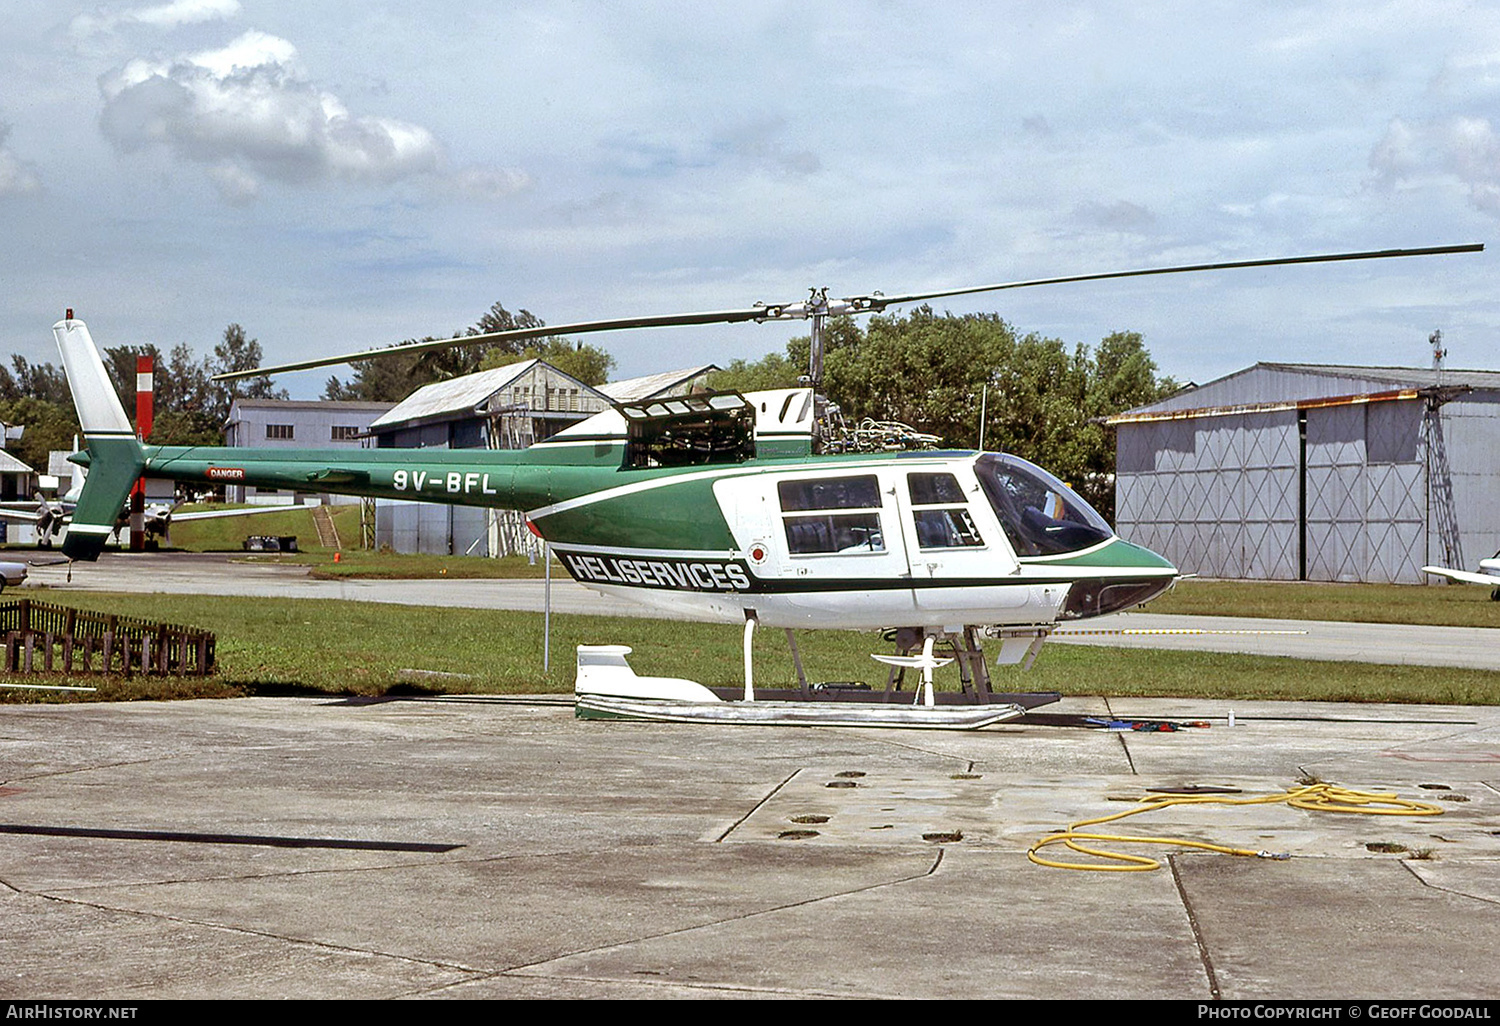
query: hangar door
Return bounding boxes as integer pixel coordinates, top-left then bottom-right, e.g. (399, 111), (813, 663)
(1115, 410), (1300, 580)
(1303, 401), (1425, 584)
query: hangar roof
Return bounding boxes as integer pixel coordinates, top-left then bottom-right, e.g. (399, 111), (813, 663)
(1121, 361), (1500, 417)
(598, 365), (718, 402)
(228, 399), (396, 411)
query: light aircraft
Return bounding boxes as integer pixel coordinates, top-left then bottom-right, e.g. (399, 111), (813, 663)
(1423, 555), (1500, 600)
(0, 487), (77, 547)
(49, 243), (1482, 711)
(0, 472), (271, 549)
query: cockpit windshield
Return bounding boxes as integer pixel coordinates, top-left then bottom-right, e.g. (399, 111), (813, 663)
(974, 453), (1114, 556)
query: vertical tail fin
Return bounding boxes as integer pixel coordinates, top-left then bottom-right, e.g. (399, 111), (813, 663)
(52, 318), (145, 560)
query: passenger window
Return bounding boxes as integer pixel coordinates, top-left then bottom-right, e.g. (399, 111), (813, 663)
(783, 513), (884, 554)
(778, 476), (881, 511)
(907, 473), (966, 505)
(908, 473), (984, 549)
(779, 475), (885, 554)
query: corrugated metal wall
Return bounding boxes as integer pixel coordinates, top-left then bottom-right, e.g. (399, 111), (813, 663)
(1117, 411), (1299, 579)
(1116, 399), (1429, 583)
(374, 503), (544, 559)
(1303, 402), (1425, 583)
(1443, 395), (1500, 566)
(376, 502), (490, 557)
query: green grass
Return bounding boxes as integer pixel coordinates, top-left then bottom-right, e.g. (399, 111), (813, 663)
(1150, 578), (1500, 629)
(302, 551), (553, 579)
(167, 503), (352, 554)
(164, 504), (552, 578)
(2, 591), (1496, 706)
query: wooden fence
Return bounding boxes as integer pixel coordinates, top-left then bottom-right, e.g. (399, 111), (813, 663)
(0, 599), (215, 677)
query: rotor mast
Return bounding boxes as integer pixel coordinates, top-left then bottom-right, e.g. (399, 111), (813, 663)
(751, 285), (888, 392)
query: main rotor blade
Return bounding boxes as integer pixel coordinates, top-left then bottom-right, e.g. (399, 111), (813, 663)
(865, 244), (1485, 309)
(213, 307), (772, 381)
(216, 242), (1483, 380)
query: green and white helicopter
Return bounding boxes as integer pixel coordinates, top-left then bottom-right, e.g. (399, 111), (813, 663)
(50, 244), (1481, 724)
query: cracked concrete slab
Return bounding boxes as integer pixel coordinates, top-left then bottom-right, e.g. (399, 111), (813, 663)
(2, 696), (1498, 999)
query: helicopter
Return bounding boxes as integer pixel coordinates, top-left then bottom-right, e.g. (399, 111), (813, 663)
(48, 243), (1482, 714)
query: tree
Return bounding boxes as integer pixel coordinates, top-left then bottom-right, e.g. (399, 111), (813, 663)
(323, 346), (433, 403)
(102, 343), (162, 418)
(209, 324), (286, 421)
(3, 356), (70, 406)
(97, 342), (225, 445)
(322, 302), (615, 401)
(0, 396), (79, 474)
(473, 303), (551, 356)
(707, 352), (802, 393)
(478, 337), (615, 386)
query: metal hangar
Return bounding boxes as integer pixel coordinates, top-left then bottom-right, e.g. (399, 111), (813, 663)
(1110, 362), (1500, 583)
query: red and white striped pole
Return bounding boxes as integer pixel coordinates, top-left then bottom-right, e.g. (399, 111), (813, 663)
(129, 355), (153, 551)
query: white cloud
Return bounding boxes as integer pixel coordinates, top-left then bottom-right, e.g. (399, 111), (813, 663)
(96, 29), (524, 202)
(206, 160), (256, 205)
(72, 0), (241, 37)
(444, 166), (531, 201)
(0, 124), (41, 197)
(1370, 115), (1500, 217)
(132, 0), (240, 28)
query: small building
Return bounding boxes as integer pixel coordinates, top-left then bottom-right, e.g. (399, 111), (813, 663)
(366, 358), (610, 451)
(1111, 363), (1500, 584)
(46, 451), (78, 497)
(223, 399), (395, 503)
(0, 448), (34, 503)
(0, 449), (36, 545)
(370, 360), (612, 556)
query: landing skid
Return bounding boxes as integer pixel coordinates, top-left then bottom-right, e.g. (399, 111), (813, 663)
(701, 687), (1060, 709)
(573, 620), (1061, 729)
(576, 693), (1025, 729)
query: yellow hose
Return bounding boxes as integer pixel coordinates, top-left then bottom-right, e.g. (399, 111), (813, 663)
(1027, 782), (1444, 872)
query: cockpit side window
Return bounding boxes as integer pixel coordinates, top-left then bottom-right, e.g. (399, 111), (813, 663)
(974, 453), (1113, 556)
(778, 474), (885, 554)
(907, 472), (984, 548)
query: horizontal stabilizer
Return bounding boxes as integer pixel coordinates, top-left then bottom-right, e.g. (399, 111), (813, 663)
(170, 506), (296, 523)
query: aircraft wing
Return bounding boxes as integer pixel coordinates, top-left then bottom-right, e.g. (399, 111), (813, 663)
(0, 507), (41, 524)
(1421, 565), (1500, 587)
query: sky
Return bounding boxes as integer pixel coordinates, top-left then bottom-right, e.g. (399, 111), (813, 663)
(1, 0), (1497, 397)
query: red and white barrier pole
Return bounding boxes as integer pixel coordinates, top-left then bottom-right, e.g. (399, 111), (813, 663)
(129, 355), (153, 551)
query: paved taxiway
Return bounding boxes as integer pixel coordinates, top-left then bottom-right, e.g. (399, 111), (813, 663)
(19, 552), (1500, 670)
(3, 695), (1498, 999)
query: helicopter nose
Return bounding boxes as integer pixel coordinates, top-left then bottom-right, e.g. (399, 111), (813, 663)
(1056, 538), (1179, 620)
(1115, 538), (1177, 574)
